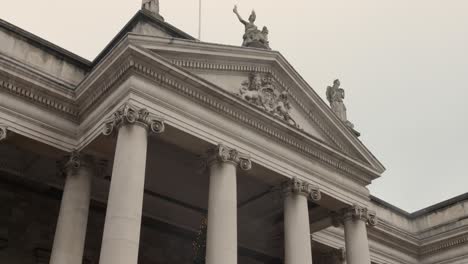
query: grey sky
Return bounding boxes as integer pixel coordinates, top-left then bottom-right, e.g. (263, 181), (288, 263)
(1, 0), (467, 212)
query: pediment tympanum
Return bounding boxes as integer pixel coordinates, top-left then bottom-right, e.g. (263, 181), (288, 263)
(163, 59), (332, 143)
(138, 41), (382, 172)
(143, 50), (369, 163)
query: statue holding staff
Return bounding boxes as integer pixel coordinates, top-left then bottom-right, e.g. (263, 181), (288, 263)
(233, 5), (270, 49)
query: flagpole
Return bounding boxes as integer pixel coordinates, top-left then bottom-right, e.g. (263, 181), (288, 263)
(198, 0), (202, 40)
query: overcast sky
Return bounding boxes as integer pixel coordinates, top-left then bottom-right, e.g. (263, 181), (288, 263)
(1, 0), (467, 212)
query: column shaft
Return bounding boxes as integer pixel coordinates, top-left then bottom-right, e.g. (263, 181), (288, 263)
(99, 124), (148, 264)
(284, 193), (313, 264)
(283, 177), (321, 264)
(50, 161), (92, 264)
(204, 144), (251, 264)
(205, 161), (238, 264)
(343, 216), (372, 264)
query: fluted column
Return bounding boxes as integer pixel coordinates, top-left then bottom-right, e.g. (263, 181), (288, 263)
(337, 205), (377, 264)
(205, 144), (252, 264)
(283, 177), (321, 264)
(50, 152), (94, 264)
(98, 103), (164, 264)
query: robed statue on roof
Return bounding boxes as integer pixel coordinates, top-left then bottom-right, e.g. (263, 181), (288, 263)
(326, 79), (355, 129)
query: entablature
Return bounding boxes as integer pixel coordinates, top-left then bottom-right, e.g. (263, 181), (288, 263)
(366, 196), (468, 261)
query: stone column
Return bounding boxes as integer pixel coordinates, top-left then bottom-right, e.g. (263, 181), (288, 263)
(205, 144), (252, 264)
(282, 177), (321, 264)
(340, 205), (377, 264)
(50, 152), (94, 264)
(98, 103), (164, 264)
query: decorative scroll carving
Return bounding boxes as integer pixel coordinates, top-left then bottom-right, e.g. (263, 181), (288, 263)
(57, 151), (96, 177)
(282, 177), (321, 201)
(233, 5), (271, 50)
(207, 144), (252, 170)
(237, 72), (298, 127)
(332, 204), (378, 227)
(0, 125), (7, 141)
(103, 103), (165, 135)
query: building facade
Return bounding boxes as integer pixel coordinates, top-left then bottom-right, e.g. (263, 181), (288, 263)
(0, 4), (467, 264)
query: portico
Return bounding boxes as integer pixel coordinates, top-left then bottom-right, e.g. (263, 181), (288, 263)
(0, 2), (385, 264)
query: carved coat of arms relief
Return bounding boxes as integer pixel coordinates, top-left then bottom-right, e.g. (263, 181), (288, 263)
(236, 72), (299, 128)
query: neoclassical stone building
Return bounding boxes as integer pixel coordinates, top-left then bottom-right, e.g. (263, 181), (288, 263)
(0, 3), (467, 264)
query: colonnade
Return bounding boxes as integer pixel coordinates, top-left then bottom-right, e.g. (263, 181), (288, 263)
(47, 103), (376, 264)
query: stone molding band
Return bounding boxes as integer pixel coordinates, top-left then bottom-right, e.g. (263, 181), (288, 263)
(282, 177), (321, 201)
(103, 103), (165, 136)
(332, 204), (378, 227)
(206, 144), (252, 170)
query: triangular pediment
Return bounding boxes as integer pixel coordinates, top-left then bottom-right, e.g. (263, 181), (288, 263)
(123, 35), (385, 175)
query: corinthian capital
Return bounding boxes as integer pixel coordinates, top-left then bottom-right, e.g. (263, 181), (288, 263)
(0, 125), (8, 141)
(333, 204), (378, 227)
(207, 144), (252, 170)
(282, 177), (321, 201)
(103, 103), (165, 135)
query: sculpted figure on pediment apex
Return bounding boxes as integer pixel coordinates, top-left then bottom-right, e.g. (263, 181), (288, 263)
(142, 0), (160, 15)
(233, 5), (271, 50)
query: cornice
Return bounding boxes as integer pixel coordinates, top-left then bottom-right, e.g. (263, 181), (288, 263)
(0, 77), (78, 119)
(77, 56), (135, 118)
(365, 212), (468, 259)
(369, 220), (420, 256)
(0, 53), (77, 92)
(420, 233), (468, 256)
